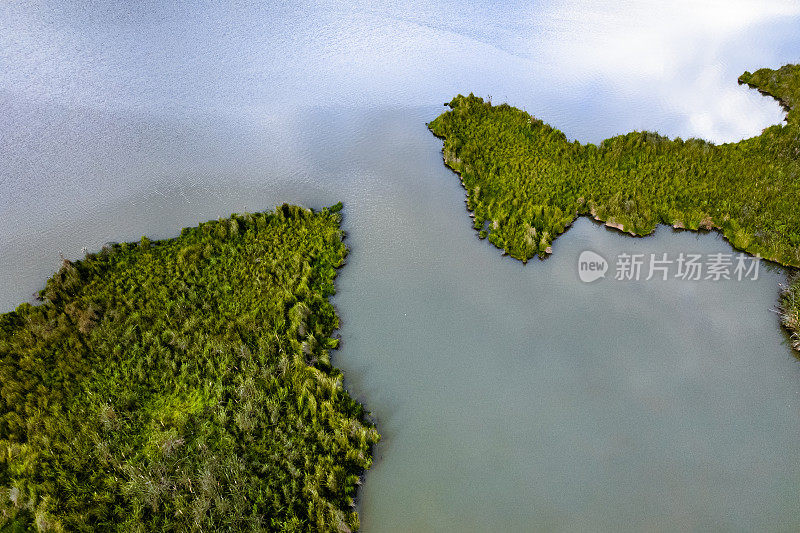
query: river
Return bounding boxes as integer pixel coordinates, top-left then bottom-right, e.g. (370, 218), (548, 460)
(2, 1), (800, 530)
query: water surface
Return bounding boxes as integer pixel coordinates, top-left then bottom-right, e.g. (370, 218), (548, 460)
(2, 1), (800, 530)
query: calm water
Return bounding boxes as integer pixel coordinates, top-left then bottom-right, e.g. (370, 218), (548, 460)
(3, 1), (800, 530)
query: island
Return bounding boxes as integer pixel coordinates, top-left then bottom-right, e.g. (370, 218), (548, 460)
(0, 203), (378, 531)
(428, 64), (800, 350)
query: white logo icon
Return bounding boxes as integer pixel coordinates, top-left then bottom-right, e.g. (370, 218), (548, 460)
(578, 250), (608, 282)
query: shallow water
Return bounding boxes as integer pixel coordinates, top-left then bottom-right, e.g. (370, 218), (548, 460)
(3, 1), (800, 530)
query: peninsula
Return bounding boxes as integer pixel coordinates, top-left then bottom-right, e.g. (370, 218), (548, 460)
(0, 204), (377, 531)
(429, 64), (800, 349)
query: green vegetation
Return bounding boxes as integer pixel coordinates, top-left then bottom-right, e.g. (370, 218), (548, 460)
(429, 64), (800, 347)
(0, 203), (378, 532)
(740, 64), (800, 125)
(780, 275), (800, 352)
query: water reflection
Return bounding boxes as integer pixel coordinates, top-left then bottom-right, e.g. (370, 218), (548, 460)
(2, 1), (800, 530)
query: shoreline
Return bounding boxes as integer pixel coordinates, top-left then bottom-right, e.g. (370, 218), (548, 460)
(0, 204), (378, 530)
(428, 63), (800, 349)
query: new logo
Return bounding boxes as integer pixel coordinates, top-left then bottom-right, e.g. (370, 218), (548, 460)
(578, 250), (608, 282)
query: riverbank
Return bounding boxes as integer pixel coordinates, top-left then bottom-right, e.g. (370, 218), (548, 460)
(429, 64), (800, 349)
(0, 203), (378, 531)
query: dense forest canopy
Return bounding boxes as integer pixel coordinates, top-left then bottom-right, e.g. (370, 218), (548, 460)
(0, 203), (378, 532)
(429, 64), (800, 348)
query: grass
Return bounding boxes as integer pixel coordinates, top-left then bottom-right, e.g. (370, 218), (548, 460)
(0, 202), (378, 532)
(428, 64), (800, 348)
